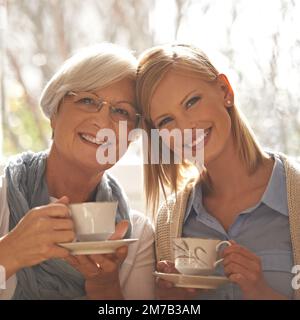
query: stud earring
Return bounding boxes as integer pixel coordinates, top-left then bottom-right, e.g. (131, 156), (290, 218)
(227, 100), (231, 104)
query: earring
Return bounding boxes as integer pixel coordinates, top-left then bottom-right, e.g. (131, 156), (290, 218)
(227, 100), (231, 104)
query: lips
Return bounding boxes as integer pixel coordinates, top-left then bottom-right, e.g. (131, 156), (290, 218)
(79, 133), (110, 147)
(184, 127), (212, 148)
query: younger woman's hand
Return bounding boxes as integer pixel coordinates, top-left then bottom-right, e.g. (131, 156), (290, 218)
(155, 260), (202, 300)
(223, 241), (287, 300)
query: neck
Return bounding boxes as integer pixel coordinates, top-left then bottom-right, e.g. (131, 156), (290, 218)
(204, 136), (270, 199)
(46, 145), (104, 203)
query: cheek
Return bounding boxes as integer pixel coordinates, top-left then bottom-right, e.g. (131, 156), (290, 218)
(160, 134), (182, 156)
(53, 113), (80, 145)
(210, 103), (231, 127)
(218, 108), (231, 131)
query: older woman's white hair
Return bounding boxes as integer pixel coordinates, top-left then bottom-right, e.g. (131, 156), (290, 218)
(40, 43), (137, 119)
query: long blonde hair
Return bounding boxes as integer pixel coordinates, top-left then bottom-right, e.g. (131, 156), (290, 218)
(136, 44), (264, 213)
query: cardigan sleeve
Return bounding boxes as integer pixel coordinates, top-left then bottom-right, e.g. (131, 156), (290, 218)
(0, 175), (17, 299)
(120, 210), (155, 299)
(0, 175), (9, 237)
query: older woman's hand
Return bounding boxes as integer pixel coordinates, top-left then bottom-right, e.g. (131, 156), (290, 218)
(64, 220), (129, 300)
(223, 241), (287, 300)
(0, 196), (74, 278)
(155, 260), (202, 300)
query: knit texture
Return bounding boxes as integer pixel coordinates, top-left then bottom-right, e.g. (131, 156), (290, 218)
(5, 150), (131, 299)
(155, 154), (300, 299)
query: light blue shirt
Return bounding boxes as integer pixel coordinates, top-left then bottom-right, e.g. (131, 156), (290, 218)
(182, 154), (294, 299)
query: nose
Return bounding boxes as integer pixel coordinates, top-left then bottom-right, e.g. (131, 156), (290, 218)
(91, 104), (113, 129)
(176, 113), (196, 132)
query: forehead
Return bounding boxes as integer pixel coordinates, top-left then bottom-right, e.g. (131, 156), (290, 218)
(92, 78), (136, 101)
(150, 69), (209, 119)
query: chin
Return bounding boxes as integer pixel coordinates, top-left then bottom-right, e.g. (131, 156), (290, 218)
(203, 145), (225, 167)
(76, 156), (114, 173)
(93, 160), (115, 172)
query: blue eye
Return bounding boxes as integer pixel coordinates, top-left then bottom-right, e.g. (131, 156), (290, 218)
(186, 96), (201, 109)
(78, 97), (96, 105)
(157, 117), (173, 128)
(111, 106), (129, 116)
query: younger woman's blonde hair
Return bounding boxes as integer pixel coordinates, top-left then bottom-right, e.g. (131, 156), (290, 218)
(136, 44), (265, 213)
(40, 43), (137, 119)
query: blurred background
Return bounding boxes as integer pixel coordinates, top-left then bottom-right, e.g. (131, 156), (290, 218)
(0, 0), (299, 213)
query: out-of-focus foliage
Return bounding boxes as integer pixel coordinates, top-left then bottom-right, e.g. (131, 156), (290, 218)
(1, 0), (300, 157)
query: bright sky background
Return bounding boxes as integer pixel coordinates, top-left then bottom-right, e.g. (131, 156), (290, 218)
(150, 0), (300, 92)
(1, 0), (300, 212)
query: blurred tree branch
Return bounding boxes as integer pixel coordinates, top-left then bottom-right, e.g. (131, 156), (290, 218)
(6, 48), (49, 145)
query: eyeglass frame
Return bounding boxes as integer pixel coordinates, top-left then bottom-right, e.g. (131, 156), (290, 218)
(65, 91), (142, 128)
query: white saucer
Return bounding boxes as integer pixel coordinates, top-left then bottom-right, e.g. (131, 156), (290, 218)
(153, 272), (229, 289)
(58, 239), (138, 255)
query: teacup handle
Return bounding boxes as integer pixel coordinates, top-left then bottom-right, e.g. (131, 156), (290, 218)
(213, 241), (232, 268)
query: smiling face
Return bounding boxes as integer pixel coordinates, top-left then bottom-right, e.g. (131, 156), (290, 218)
(50, 77), (136, 171)
(150, 69), (233, 165)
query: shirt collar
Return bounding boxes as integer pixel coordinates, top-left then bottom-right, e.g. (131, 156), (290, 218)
(184, 153), (288, 223)
(260, 154), (288, 216)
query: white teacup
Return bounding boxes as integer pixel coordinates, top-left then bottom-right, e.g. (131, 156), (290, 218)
(69, 202), (118, 242)
(173, 238), (231, 275)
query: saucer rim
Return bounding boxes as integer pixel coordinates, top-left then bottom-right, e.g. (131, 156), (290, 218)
(153, 271), (229, 288)
(153, 271), (228, 281)
(58, 238), (138, 246)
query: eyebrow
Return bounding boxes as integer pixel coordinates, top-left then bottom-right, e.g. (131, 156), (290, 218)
(79, 91), (135, 107)
(115, 100), (135, 106)
(153, 113), (170, 125)
(180, 89), (198, 106)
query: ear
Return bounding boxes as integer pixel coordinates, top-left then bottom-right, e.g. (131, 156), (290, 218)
(50, 114), (57, 131)
(50, 112), (58, 140)
(217, 74), (234, 108)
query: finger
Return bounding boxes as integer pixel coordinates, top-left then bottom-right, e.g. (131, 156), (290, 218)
(223, 244), (260, 262)
(224, 262), (259, 282)
(49, 218), (74, 231)
(33, 204), (70, 219)
(114, 245), (128, 264)
(109, 220), (129, 240)
(89, 254), (119, 273)
(68, 255), (100, 276)
(70, 254), (94, 266)
(156, 261), (169, 272)
(47, 245), (72, 259)
(223, 252), (261, 273)
(185, 288), (198, 294)
(64, 254), (79, 266)
(51, 230), (76, 243)
(55, 196), (70, 205)
(156, 277), (174, 289)
(88, 246), (128, 266)
(229, 273), (249, 291)
(157, 260), (177, 273)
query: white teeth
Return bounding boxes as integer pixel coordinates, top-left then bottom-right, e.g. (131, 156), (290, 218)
(81, 134), (104, 145)
(185, 128), (211, 148)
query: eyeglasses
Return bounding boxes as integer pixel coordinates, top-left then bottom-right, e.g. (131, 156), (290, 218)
(66, 91), (141, 127)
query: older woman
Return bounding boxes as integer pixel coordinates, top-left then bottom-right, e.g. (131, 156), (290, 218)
(136, 44), (300, 300)
(0, 43), (155, 300)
